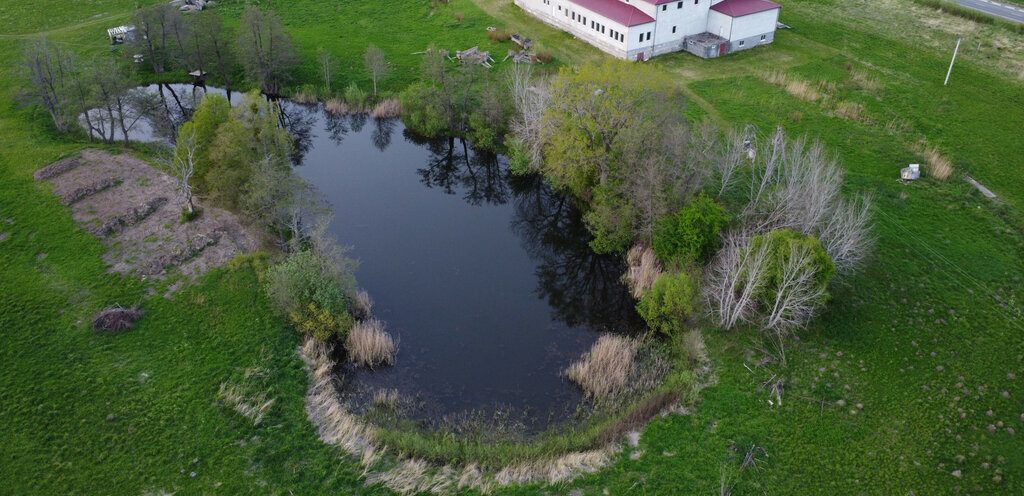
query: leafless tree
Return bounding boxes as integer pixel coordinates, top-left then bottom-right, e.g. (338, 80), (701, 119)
(168, 125), (198, 215)
(363, 44), (390, 98)
(507, 63), (549, 172)
(817, 195), (873, 274)
(317, 47), (336, 94)
(23, 36), (81, 133)
(237, 7), (299, 95)
(726, 127), (871, 275)
(87, 59), (161, 146)
(705, 230), (772, 330)
(763, 241), (829, 334)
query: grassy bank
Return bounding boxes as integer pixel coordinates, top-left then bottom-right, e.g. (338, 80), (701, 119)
(2, 0), (1023, 494)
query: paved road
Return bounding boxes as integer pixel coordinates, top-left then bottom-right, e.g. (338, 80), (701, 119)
(954, 0), (1024, 24)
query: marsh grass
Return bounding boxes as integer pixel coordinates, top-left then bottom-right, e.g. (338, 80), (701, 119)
(293, 92), (320, 104)
(371, 98), (403, 119)
(346, 319), (396, 368)
(624, 244), (662, 299)
(325, 98), (350, 115)
(566, 335), (637, 399)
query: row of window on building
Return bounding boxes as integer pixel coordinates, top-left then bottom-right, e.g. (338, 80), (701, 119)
(659, 0), (699, 10)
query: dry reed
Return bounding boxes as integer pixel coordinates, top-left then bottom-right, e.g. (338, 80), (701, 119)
(346, 319), (396, 368)
(217, 382), (275, 425)
(325, 98), (350, 115)
(917, 143), (954, 180)
(849, 69), (882, 91)
(566, 335), (637, 398)
(624, 244), (662, 299)
(293, 92), (319, 104)
(371, 98), (403, 119)
(762, 69), (819, 102)
(373, 388), (401, 410)
(299, 336), (625, 494)
(353, 289), (374, 321)
(834, 101), (866, 121)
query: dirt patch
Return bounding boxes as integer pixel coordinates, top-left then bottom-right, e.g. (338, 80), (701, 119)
(36, 149), (258, 283)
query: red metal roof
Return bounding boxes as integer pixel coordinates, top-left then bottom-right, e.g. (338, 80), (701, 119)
(569, 0), (655, 26)
(710, 0), (781, 17)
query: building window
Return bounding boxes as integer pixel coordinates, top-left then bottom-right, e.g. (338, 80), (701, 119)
(694, 0), (698, 4)
(672, 26), (676, 33)
(677, 1), (682, 7)
(558, 5), (561, 10)
(646, 32), (651, 41)
(639, 33), (644, 43)
(738, 40), (745, 46)
(571, 12), (575, 20)
(761, 34), (767, 41)
(662, 4), (667, 10)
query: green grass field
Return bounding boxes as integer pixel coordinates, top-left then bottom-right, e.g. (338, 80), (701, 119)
(1, 0), (1022, 493)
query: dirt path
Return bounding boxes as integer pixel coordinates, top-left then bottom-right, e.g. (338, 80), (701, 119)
(35, 149), (258, 287)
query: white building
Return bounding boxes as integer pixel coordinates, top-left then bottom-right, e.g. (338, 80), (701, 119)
(514, 0), (781, 60)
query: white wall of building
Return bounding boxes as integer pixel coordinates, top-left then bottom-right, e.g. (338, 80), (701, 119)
(728, 8), (779, 40)
(706, 9), (733, 39)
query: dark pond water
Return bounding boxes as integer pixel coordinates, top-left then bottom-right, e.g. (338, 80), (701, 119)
(106, 84), (644, 430)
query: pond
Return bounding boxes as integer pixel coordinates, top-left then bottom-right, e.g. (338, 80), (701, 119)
(101, 84), (644, 432)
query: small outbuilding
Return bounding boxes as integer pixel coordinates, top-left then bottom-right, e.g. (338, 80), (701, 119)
(901, 163), (921, 181)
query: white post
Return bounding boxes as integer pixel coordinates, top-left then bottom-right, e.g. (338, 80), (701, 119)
(944, 37), (962, 86)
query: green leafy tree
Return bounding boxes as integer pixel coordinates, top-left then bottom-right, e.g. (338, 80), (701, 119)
(205, 92), (292, 210)
(540, 59), (673, 200)
(178, 93), (230, 192)
(636, 271), (699, 337)
(653, 192), (728, 264)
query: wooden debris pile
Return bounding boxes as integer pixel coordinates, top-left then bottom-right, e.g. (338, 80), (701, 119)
(454, 46), (494, 67)
(170, 0), (213, 12)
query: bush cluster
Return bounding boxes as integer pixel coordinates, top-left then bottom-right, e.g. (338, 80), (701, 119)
(653, 192), (728, 265)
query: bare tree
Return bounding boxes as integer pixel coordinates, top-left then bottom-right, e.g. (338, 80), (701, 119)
(237, 7), (299, 95)
(507, 63), (548, 172)
(363, 44), (390, 98)
(705, 231), (771, 330)
(817, 195), (873, 274)
(168, 124), (198, 215)
(763, 241), (829, 335)
(88, 59), (161, 146)
(23, 36), (80, 133)
(317, 47), (336, 94)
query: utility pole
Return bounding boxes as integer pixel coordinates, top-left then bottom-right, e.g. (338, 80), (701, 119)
(945, 37), (962, 86)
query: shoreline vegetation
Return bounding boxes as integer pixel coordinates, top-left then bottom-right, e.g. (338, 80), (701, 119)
(4, 0), (1023, 492)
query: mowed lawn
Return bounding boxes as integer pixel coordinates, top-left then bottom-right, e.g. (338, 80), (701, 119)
(1, 0), (1023, 495)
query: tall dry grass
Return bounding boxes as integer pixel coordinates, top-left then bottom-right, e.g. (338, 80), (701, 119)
(371, 98), (403, 119)
(566, 335), (637, 398)
(849, 69), (882, 91)
(624, 244), (663, 299)
(325, 98), (350, 115)
(293, 92), (319, 104)
(762, 69), (820, 102)
(353, 289), (373, 321)
(217, 381), (275, 426)
(834, 101), (866, 121)
(346, 319), (396, 368)
(299, 336), (623, 494)
(916, 142), (955, 180)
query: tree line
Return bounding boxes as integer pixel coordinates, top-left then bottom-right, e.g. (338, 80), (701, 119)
(505, 59), (873, 359)
(22, 6), (300, 142)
